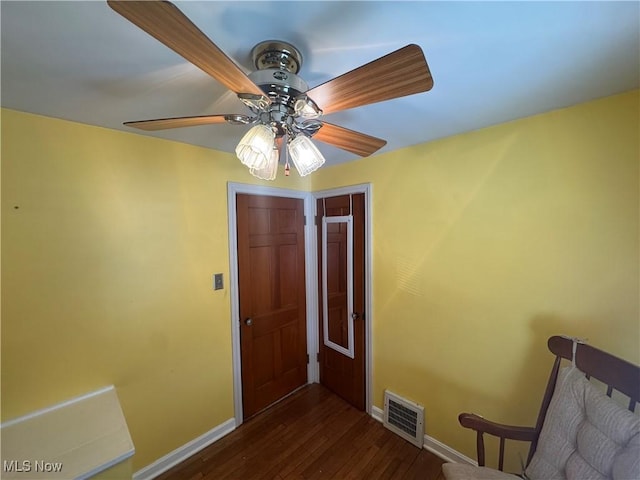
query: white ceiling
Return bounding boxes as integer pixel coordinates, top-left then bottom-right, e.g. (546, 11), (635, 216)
(2, 1), (639, 167)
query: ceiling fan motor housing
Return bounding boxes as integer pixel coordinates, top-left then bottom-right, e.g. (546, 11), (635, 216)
(249, 40), (309, 106)
(251, 40), (303, 74)
(248, 69), (309, 102)
(248, 70), (311, 137)
(247, 41), (312, 137)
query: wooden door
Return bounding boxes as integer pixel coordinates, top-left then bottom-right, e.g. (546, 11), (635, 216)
(317, 193), (366, 410)
(237, 194), (307, 419)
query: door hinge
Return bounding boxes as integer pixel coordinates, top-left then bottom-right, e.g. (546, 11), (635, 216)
(306, 353), (310, 364)
(304, 215), (307, 226)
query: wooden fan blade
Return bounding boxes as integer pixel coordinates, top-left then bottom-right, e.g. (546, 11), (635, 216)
(314, 122), (386, 157)
(124, 114), (230, 131)
(306, 44), (433, 115)
(107, 0), (267, 99)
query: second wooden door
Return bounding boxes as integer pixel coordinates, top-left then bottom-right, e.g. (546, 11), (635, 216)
(317, 193), (366, 410)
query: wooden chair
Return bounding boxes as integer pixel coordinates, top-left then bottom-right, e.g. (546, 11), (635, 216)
(442, 335), (640, 480)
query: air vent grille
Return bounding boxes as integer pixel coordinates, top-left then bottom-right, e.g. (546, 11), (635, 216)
(383, 390), (424, 447)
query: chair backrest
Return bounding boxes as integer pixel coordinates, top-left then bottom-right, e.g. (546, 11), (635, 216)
(527, 335), (640, 464)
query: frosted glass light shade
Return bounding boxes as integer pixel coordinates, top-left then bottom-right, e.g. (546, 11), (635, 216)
(288, 135), (325, 177)
(235, 124), (275, 169)
(250, 147), (279, 181)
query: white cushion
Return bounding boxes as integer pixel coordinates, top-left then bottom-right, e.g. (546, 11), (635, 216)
(525, 366), (640, 480)
(612, 431), (640, 480)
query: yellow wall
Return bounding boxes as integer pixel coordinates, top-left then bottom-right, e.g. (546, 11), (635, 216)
(311, 89), (640, 467)
(2, 90), (638, 472)
(0, 109), (308, 469)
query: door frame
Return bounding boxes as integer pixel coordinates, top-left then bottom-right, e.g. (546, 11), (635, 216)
(227, 182), (373, 426)
(312, 183), (373, 416)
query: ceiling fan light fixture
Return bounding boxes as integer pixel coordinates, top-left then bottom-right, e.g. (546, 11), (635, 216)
(294, 95), (322, 119)
(288, 134), (325, 177)
(235, 124), (275, 169)
(250, 147), (279, 181)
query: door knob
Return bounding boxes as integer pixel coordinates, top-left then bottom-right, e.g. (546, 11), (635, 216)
(351, 312), (360, 321)
(245, 318), (253, 326)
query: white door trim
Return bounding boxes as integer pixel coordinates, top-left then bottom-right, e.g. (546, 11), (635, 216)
(227, 182), (317, 426)
(312, 183), (373, 415)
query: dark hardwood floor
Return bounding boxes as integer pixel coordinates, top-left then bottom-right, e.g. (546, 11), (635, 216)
(155, 384), (446, 480)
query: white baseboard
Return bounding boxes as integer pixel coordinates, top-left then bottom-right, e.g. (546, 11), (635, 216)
(371, 404), (384, 422)
(133, 418), (236, 480)
(371, 406), (476, 466)
(423, 434), (477, 465)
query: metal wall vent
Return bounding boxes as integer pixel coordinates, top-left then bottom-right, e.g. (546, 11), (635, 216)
(383, 390), (424, 448)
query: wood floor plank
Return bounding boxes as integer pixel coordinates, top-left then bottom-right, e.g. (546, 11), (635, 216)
(303, 416), (376, 479)
(283, 403), (365, 478)
(314, 416), (387, 480)
(403, 448), (447, 480)
(155, 384), (446, 480)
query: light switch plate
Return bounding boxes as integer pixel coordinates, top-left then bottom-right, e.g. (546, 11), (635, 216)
(213, 273), (223, 290)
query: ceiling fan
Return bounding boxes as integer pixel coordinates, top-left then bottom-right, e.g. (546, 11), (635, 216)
(107, 0), (434, 180)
